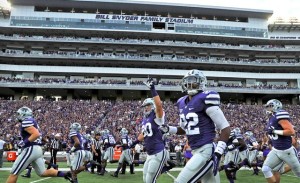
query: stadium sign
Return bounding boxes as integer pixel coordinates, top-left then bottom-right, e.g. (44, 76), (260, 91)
(95, 14), (194, 24)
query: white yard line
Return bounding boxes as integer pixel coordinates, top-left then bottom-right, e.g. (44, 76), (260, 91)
(29, 177), (52, 183)
(166, 172), (176, 180)
(282, 174), (298, 178)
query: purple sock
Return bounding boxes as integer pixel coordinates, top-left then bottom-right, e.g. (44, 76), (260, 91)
(57, 171), (65, 177)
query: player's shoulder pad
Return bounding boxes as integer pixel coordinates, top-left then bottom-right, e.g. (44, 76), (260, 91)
(275, 110), (290, 120)
(203, 90), (220, 106)
(69, 130), (77, 137)
(235, 133), (243, 139)
(176, 95), (188, 106)
(21, 119), (34, 128)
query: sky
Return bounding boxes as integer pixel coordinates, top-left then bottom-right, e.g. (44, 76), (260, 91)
(137, 0), (300, 21)
(0, 0), (299, 21)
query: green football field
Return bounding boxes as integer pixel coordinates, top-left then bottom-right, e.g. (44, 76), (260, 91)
(0, 162), (299, 183)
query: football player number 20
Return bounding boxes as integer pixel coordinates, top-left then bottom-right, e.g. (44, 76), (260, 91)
(180, 113), (200, 135)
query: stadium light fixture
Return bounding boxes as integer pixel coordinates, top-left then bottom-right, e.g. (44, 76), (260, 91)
(71, 8), (75, 13)
(44, 7), (50, 12)
(96, 9), (99, 14)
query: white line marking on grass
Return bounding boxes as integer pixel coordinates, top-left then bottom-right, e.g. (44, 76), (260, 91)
(282, 174), (298, 178)
(166, 172), (176, 180)
(30, 177), (52, 183)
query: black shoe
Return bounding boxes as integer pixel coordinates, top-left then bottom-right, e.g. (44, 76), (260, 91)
(130, 172), (135, 174)
(120, 172), (125, 174)
(21, 174), (31, 178)
(90, 171), (95, 174)
(98, 172), (104, 176)
(90, 160), (101, 166)
(244, 159), (252, 168)
(111, 172), (118, 178)
(64, 171), (73, 182)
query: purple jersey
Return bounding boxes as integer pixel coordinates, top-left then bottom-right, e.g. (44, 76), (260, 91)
(142, 110), (165, 155)
(267, 110), (292, 150)
(120, 135), (130, 150)
(83, 137), (91, 151)
(176, 91), (220, 150)
(69, 130), (83, 151)
(245, 136), (257, 151)
(102, 134), (116, 150)
(20, 117), (42, 148)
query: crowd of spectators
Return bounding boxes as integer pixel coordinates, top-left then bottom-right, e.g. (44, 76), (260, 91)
(0, 77), (127, 85)
(1, 99), (300, 154)
(1, 34), (300, 51)
(2, 48), (299, 65)
(0, 77), (297, 90)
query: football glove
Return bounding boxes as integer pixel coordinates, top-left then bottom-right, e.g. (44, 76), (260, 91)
(18, 139), (30, 148)
(143, 78), (155, 89)
(267, 126), (275, 135)
(159, 125), (170, 134)
(212, 152), (222, 176)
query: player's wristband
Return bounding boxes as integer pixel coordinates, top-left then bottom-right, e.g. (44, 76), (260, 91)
(151, 88), (158, 97)
(273, 130), (284, 135)
(169, 126), (178, 134)
(70, 146), (76, 152)
(227, 144), (235, 150)
(215, 141), (227, 155)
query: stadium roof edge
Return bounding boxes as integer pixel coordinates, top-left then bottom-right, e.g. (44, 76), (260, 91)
(10, 0), (273, 19)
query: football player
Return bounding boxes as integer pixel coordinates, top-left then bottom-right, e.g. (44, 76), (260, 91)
(130, 78), (167, 183)
(262, 99), (300, 183)
(69, 122), (86, 183)
(160, 69), (231, 183)
(6, 106), (72, 183)
(99, 129), (117, 175)
(244, 131), (259, 175)
(220, 128), (251, 182)
(111, 128), (135, 177)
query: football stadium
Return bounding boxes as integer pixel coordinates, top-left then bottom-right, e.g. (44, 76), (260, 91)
(0, 0), (300, 182)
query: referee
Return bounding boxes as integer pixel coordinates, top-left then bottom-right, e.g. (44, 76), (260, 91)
(91, 132), (102, 174)
(49, 134), (60, 169)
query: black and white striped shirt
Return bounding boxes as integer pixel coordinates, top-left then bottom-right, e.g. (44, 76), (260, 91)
(51, 139), (60, 149)
(92, 139), (102, 150)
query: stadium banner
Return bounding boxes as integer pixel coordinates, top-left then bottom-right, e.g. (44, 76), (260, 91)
(95, 14), (194, 24)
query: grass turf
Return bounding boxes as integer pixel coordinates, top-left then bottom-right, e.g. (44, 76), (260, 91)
(0, 162), (299, 183)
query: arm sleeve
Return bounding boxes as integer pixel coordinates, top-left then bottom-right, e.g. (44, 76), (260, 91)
(205, 106), (229, 130)
(154, 111), (165, 126)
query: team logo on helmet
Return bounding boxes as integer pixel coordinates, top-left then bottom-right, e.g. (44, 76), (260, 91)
(181, 69), (207, 96)
(16, 106), (33, 121)
(265, 99), (282, 114)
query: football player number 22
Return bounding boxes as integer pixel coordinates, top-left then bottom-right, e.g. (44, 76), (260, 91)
(180, 113), (200, 135)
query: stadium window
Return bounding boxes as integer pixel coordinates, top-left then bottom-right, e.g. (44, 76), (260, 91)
(101, 20), (105, 23)
(153, 22), (165, 29)
(81, 19), (84, 23)
(46, 18), (50, 21)
(126, 21), (129, 24)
